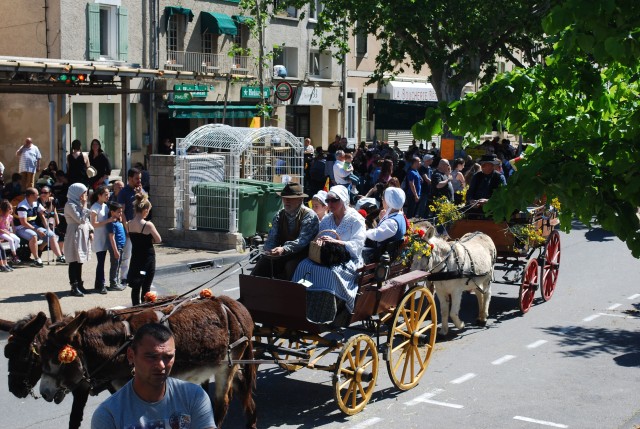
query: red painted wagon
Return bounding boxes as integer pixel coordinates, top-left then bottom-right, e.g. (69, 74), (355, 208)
(447, 205), (561, 314)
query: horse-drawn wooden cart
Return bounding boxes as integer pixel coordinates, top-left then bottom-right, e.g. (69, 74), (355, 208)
(239, 256), (438, 415)
(447, 205), (561, 314)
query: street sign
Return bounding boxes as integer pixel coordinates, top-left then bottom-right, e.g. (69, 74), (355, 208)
(275, 81), (293, 101)
(173, 92), (193, 104)
(173, 83), (209, 100)
(241, 86), (271, 99)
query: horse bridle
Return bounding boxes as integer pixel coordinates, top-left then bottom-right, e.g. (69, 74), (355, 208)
(43, 320), (133, 397)
(6, 333), (42, 398)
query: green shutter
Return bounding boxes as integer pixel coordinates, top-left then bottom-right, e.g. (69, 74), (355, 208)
(88, 3), (101, 60)
(117, 7), (128, 61)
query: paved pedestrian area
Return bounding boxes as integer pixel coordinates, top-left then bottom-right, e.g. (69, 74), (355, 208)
(0, 245), (247, 321)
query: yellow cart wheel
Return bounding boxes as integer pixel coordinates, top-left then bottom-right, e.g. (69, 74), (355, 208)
(333, 334), (379, 415)
(386, 285), (438, 390)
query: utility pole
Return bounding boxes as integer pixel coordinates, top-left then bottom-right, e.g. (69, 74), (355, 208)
(256, 0), (265, 127)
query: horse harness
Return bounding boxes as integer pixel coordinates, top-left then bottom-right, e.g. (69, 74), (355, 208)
(427, 232), (493, 292)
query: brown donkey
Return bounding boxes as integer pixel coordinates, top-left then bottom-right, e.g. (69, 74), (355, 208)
(37, 292), (257, 429)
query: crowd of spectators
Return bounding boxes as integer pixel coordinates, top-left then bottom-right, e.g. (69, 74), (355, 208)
(1, 138), (157, 298)
(303, 134), (522, 224)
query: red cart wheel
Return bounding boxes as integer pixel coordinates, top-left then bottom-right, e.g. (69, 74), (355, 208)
(519, 258), (539, 314)
(541, 230), (561, 301)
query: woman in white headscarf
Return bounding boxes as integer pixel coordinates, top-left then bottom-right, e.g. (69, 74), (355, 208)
(311, 190), (329, 221)
(293, 185), (366, 324)
(363, 187), (407, 262)
(64, 183), (93, 297)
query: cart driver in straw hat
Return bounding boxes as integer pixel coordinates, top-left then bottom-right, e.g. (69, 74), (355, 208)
(251, 182), (319, 280)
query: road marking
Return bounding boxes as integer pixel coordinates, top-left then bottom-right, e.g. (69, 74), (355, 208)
(582, 314), (601, 322)
(607, 303), (622, 310)
(109, 305), (127, 310)
(514, 415), (568, 428)
(598, 312), (628, 319)
(450, 373), (476, 384)
(350, 417), (383, 428)
(224, 287), (239, 292)
(421, 399), (464, 409)
(404, 388), (444, 406)
(527, 340), (548, 349)
(627, 293), (640, 300)
(492, 354), (516, 365)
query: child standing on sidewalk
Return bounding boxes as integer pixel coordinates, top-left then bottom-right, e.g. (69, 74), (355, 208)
(106, 201), (126, 291)
(0, 199), (22, 265)
(89, 186), (112, 294)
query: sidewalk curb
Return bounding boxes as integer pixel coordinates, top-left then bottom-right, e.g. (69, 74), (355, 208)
(155, 253), (250, 278)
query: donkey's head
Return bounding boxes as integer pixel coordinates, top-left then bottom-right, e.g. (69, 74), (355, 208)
(39, 308), (88, 404)
(2, 312), (48, 398)
(410, 221), (438, 271)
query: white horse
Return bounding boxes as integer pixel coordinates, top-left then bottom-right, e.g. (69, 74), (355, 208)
(412, 223), (497, 336)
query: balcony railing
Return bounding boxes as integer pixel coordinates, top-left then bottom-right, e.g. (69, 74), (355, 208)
(166, 50), (255, 76)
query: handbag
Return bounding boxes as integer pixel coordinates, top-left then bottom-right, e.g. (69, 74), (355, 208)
(309, 230), (350, 266)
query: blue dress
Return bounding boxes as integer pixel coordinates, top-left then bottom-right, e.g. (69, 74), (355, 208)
(293, 207), (366, 314)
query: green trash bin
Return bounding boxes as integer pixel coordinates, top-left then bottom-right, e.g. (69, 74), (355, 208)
(193, 183), (263, 237)
(235, 179), (286, 233)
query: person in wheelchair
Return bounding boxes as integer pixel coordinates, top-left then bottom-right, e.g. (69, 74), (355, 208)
(251, 182), (319, 280)
(363, 187), (407, 263)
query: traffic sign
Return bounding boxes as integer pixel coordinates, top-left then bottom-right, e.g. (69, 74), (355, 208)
(275, 81), (293, 101)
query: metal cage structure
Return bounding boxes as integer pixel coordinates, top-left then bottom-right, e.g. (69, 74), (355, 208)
(175, 125), (304, 235)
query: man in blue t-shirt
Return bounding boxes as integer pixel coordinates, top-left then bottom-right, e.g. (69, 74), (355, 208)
(91, 323), (216, 429)
(117, 168), (146, 286)
(403, 157), (421, 218)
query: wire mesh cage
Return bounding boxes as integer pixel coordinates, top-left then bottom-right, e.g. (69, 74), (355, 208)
(175, 125), (304, 235)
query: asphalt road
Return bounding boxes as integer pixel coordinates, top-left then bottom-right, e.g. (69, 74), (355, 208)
(1, 223), (639, 429)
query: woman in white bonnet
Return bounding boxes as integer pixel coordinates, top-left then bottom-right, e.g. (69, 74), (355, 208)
(293, 185), (366, 323)
(311, 190), (329, 221)
(363, 187), (407, 262)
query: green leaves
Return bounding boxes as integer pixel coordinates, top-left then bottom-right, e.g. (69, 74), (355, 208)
(431, 0), (640, 257)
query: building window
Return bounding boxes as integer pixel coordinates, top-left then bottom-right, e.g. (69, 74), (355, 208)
(274, 47), (299, 78)
(167, 15), (185, 53)
(88, 3), (128, 61)
(202, 33), (219, 54)
(309, 0), (322, 21)
(274, 0), (297, 18)
(309, 51), (331, 79)
(233, 25), (249, 69)
(355, 27), (367, 57)
(99, 7), (116, 57)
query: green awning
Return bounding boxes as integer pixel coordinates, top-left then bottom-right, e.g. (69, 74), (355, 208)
(232, 15), (255, 25)
(168, 105), (258, 119)
(164, 6), (194, 27)
(201, 12), (237, 36)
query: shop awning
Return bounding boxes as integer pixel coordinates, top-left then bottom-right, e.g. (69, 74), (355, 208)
(383, 81), (438, 102)
(164, 6), (194, 27)
(201, 12), (237, 36)
(232, 15), (255, 25)
(168, 104), (258, 119)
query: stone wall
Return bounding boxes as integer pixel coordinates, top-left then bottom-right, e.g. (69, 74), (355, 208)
(148, 154), (243, 252)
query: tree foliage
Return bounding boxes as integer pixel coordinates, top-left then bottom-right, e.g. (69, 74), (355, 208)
(289, 0), (549, 102)
(414, 0), (640, 256)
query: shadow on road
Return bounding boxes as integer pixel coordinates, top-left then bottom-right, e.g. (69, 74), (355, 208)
(221, 366), (354, 428)
(541, 325), (640, 367)
(584, 227), (616, 242)
(0, 290), (68, 304)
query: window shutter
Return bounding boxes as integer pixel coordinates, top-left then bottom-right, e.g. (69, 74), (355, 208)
(87, 3), (101, 60)
(118, 7), (129, 61)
